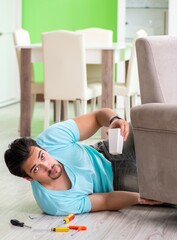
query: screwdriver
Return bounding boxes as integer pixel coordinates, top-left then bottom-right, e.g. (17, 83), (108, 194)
(51, 225), (87, 233)
(70, 226), (87, 236)
(60, 213), (75, 225)
(51, 227), (70, 232)
(10, 219), (32, 229)
(69, 225), (87, 230)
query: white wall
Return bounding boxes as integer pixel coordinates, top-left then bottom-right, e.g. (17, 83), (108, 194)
(0, 0), (21, 108)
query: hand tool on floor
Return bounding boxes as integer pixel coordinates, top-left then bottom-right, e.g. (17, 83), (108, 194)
(59, 213), (75, 225)
(51, 225), (87, 233)
(10, 219), (32, 229)
(70, 226), (87, 236)
(51, 227), (70, 232)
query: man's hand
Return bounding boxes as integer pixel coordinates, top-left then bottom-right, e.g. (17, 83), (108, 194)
(108, 118), (129, 141)
(138, 197), (162, 205)
(89, 191), (140, 212)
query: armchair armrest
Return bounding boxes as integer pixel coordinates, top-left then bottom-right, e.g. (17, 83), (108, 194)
(130, 103), (177, 205)
(131, 103), (177, 132)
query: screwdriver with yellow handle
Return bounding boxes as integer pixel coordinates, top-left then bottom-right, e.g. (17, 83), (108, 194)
(59, 213), (75, 225)
(51, 225), (87, 232)
(51, 227), (70, 232)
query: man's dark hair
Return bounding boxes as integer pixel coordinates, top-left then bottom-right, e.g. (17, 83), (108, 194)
(4, 137), (41, 178)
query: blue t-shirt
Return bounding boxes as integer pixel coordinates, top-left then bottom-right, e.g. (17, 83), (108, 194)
(31, 120), (113, 215)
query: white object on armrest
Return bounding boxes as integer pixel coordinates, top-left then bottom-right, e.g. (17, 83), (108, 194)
(108, 128), (123, 155)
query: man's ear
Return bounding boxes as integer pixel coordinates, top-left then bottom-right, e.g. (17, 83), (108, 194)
(24, 177), (33, 182)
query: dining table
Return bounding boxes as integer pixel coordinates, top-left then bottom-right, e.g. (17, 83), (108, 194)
(18, 42), (131, 138)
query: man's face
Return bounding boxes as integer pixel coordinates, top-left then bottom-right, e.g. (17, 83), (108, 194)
(21, 146), (63, 184)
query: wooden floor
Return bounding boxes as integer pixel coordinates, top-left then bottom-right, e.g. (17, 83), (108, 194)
(1, 103), (177, 240)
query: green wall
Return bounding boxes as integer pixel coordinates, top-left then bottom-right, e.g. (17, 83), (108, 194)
(22, 0), (118, 82)
(22, 0), (118, 42)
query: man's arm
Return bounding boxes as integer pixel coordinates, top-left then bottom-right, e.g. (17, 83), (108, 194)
(88, 191), (162, 212)
(88, 191), (139, 212)
(74, 108), (129, 141)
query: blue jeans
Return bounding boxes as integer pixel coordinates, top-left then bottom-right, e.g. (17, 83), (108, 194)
(92, 124), (139, 192)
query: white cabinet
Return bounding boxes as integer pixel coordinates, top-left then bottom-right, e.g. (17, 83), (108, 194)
(117, 0), (177, 44)
(126, 0), (169, 41)
(0, 0), (21, 107)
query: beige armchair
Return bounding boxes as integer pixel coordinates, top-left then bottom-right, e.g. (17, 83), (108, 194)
(131, 36), (177, 205)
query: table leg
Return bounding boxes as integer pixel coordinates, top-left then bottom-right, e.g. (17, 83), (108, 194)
(101, 49), (114, 139)
(20, 49), (31, 137)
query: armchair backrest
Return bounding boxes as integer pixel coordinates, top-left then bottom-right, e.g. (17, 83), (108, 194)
(126, 29), (147, 95)
(136, 36), (177, 104)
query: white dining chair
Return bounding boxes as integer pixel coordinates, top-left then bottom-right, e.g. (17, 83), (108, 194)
(42, 30), (102, 129)
(75, 28), (113, 106)
(14, 28), (44, 118)
(114, 29), (148, 121)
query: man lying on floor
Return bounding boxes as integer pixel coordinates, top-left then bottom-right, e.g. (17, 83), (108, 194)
(4, 108), (160, 215)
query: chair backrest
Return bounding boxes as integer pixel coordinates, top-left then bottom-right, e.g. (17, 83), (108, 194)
(136, 35), (177, 104)
(14, 28), (31, 67)
(75, 28), (113, 44)
(13, 28), (35, 82)
(42, 30), (88, 100)
(126, 29), (147, 95)
(75, 28), (113, 83)
(13, 28), (31, 46)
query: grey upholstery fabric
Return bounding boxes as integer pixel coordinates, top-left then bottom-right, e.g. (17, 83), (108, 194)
(131, 36), (177, 204)
(135, 36), (177, 104)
